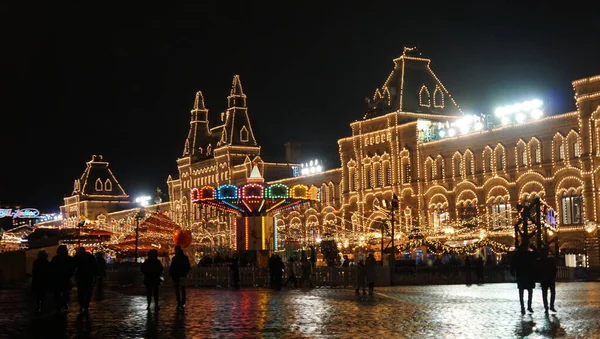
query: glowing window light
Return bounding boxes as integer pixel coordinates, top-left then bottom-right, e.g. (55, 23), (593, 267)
(217, 184), (238, 199)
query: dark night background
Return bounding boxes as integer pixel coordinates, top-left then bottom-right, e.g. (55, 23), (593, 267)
(2, 2), (599, 212)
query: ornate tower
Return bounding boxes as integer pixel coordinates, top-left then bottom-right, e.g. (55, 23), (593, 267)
(218, 75), (258, 147)
(183, 91), (214, 160)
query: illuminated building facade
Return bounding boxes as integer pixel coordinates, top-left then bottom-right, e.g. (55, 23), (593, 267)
(35, 49), (600, 269)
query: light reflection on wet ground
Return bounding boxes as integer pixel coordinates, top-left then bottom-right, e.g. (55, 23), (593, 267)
(0, 282), (598, 338)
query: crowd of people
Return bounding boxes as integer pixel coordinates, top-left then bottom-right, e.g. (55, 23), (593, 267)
(31, 245), (106, 314)
(31, 244), (558, 317)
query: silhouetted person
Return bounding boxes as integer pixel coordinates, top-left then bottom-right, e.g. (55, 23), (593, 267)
(355, 259), (366, 295)
(464, 256), (473, 286)
(268, 254), (277, 289)
(300, 256), (313, 288)
(342, 255), (350, 268)
(75, 247), (98, 313)
(214, 252), (224, 266)
(95, 252), (106, 297)
(230, 255), (240, 289)
(51, 245), (75, 311)
(475, 256), (485, 285)
(273, 255), (284, 291)
(285, 258), (298, 288)
(141, 249), (163, 311)
(365, 253), (377, 295)
(511, 244), (536, 315)
(538, 247), (557, 313)
(170, 246), (191, 311)
(32, 250), (51, 313)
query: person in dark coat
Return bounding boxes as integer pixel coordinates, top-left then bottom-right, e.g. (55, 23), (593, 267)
(51, 244), (75, 311)
(141, 249), (163, 310)
(32, 250), (51, 313)
(268, 254), (277, 289)
(511, 244), (537, 315)
(169, 246), (191, 310)
(75, 247), (98, 313)
(365, 253), (377, 295)
(273, 255), (284, 291)
(538, 247), (557, 313)
(464, 256), (473, 286)
(95, 252), (106, 296)
(475, 256), (485, 285)
(355, 259), (367, 295)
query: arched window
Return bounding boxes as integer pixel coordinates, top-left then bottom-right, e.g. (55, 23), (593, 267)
(240, 126), (249, 142)
(558, 143), (565, 160)
(521, 149), (527, 166)
(453, 154), (462, 177)
(419, 85), (431, 107)
(95, 178), (103, 191)
(403, 162), (411, 184)
(464, 150), (473, 176)
(495, 146), (505, 171)
(483, 148), (492, 173)
(561, 190), (583, 225)
(433, 86), (444, 108)
(430, 204), (449, 232)
(436, 157), (444, 180)
(375, 165), (382, 187)
(104, 179), (112, 191)
(367, 166), (374, 188)
(386, 163), (393, 186)
(491, 197), (511, 228)
(573, 141), (581, 158)
(207, 144), (212, 155)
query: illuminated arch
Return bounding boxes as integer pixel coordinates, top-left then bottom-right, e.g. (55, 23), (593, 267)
(419, 84), (431, 107)
(199, 185), (215, 200)
(486, 186), (510, 202)
(290, 184), (309, 199)
(217, 184), (238, 199)
(308, 186), (320, 201)
(433, 85), (444, 108)
(265, 184), (288, 199)
(457, 189), (478, 204)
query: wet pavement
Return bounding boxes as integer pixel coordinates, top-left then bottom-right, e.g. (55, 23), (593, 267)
(0, 282), (598, 338)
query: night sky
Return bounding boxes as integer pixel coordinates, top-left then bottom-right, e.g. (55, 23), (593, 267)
(2, 2), (599, 212)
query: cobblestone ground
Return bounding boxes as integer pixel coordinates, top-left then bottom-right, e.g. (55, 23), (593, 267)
(0, 282), (598, 338)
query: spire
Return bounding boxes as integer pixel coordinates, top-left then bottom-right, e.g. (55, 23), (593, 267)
(193, 90), (207, 111)
(227, 75), (247, 108)
(183, 91), (213, 158)
(247, 162), (264, 183)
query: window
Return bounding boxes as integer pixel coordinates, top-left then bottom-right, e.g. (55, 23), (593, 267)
(419, 85), (431, 107)
(95, 178), (103, 191)
(367, 167), (374, 188)
(427, 163), (433, 181)
(431, 207), (449, 231)
(386, 165), (392, 186)
(104, 179), (112, 191)
(240, 126), (249, 142)
(403, 163), (411, 184)
(491, 199), (511, 228)
(349, 170), (356, 191)
(496, 151), (504, 170)
(535, 147), (541, 164)
(574, 141), (581, 158)
(521, 150), (527, 166)
(437, 160), (443, 180)
(458, 202), (477, 221)
(561, 193), (582, 225)
(558, 143), (565, 160)
(454, 157), (462, 177)
(433, 86), (444, 108)
(484, 153), (491, 172)
(465, 155), (472, 175)
(375, 166), (382, 187)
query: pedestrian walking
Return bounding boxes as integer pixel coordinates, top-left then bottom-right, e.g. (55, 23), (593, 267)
(285, 258), (298, 288)
(75, 247), (98, 313)
(355, 259), (366, 295)
(538, 247), (557, 313)
(51, 245), (75, 311)
(300, 255), (313, 288)
(141, 249), (163, 311)
(475, 256), (485, 285)
(274, 255), (284, 291)
(32, 250), (51, 313)
(170, 246), (191, 311)
(511, 244), (537, 315)
(464, 256), (473, 286)
(365, 253), (376, 295)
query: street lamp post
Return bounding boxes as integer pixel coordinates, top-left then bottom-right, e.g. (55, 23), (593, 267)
(382, 194), (399, 285)
(134, 196), (151, 263)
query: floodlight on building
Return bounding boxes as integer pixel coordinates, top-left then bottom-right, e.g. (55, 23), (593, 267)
(135, 196), (151, 207)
